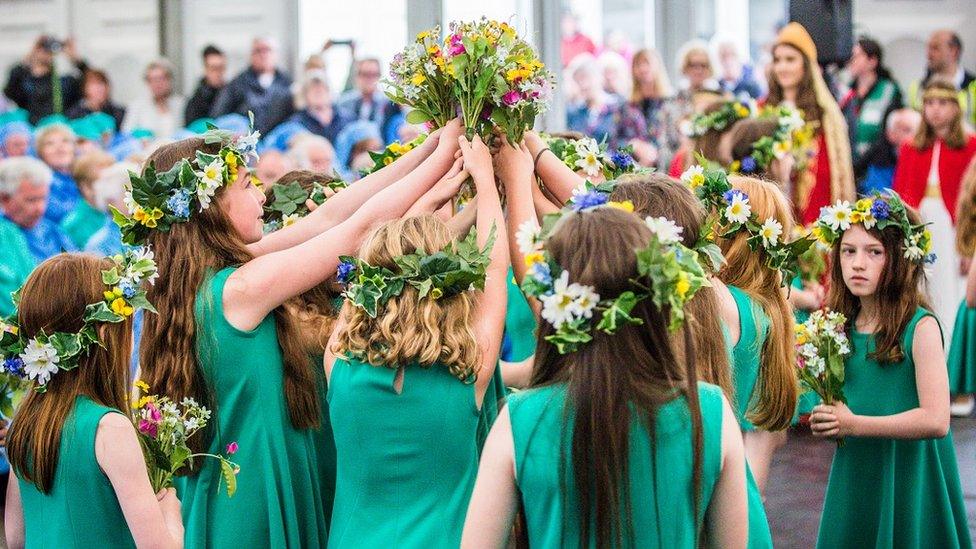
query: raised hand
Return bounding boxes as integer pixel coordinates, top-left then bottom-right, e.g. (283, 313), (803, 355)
(493, 138), (534, 193)
(457, 134), (494, 184)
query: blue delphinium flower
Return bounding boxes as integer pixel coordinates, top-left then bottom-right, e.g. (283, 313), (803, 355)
(610, 149), (634, 171)
(166, 189), (192, 220)
(336, 261), (356, 284)
(870, 199), (890, 220)
(722, 189), (747, 204)
(741, 156), (757, 173)
(571, 190), (609, 211)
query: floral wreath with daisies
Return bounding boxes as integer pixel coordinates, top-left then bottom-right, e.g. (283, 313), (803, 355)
(112, 115), (261, 245)
(815, 193), (935, 264)
(263, 177), (348, 232)
(543, 133), (641, 181)
(0, 248), (158, 391)
(727, 105), (813, 176)
(515, 201), (710, 354)
(680, 164), (814, 286)
(681, 99), (755, 138)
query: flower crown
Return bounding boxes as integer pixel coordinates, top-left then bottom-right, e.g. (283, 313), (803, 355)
(337, 225), (497, 318)
(0, 248), (158, 391)
(682, 100), (754, 138)
(516, 203), (710, 354)
(815, 193), (934, 264)
(680, 164), (814, 285)
(264, 178), (348, 232)
(728, 105), (812, 175)
(544, 134), (640, 181)
(113, 116), (261, 245)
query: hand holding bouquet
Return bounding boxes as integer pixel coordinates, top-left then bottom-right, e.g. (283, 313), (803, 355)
(795, 310), (850, 445)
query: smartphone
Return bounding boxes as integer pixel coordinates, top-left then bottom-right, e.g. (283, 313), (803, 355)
(331, 39), (353, 47)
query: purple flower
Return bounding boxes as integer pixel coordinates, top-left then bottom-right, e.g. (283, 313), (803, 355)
(741, 156), (757, 173)
(119, 280), (137, 299)
(870, 199), (890, 220)
(502, 90), (522, 107)
(723, 189), (748, 203)
(610, 150), (634, 171)
(480, 104), (493, 120)
(448, 34), (466, 57)
(337, 261), (356, 284)
(226, 441), (239, 455)
(571, 190), (609, 211)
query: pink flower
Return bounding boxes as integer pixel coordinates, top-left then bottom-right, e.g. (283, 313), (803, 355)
(502, 90), (522, 107)
(226, 441), (239, 455)
(138, 419), (158, 438)
(448, 34), (465, 57)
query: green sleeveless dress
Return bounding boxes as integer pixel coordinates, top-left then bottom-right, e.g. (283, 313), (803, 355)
(947, 300), (976, 394)
(509, 382), (723, 547)
(791, 278), (821, 418)
(327, 356), (481, 548)
(728, 285), (770, 430)
(816, 308), (971, 548)
(176, 267), (328, 548)
(312, 353), (337, 526)
(18, 396), (134, 548)
(503, 268), (537, 363)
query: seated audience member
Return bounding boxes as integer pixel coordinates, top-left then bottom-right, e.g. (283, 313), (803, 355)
(0, 121), (32, 158)
(34, 123), (78, 223)
(255, 149), (296, 186)
(334, 120), (381, 179)
(184, 44), (227, 125)
(287, 134), (336, 174)
(123, 59), (185, 139)
(82, 162), (135, 255)
(66, 69), (126, 131)
(59, 149), (115, 249)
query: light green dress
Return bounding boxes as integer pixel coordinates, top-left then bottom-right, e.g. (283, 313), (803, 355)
(791, 277), (821, 417)
(176, 267), (328, 548)
(947, 300), (976, 394)
(327, 356), (480, 548)
(18, 396), (134, 548)
(0, 215), (35, 317)
(816, 308), (971, 548)
(59, 200), (105, 250)
(503, 268), (537, 363)
(510, 382), (723, 547)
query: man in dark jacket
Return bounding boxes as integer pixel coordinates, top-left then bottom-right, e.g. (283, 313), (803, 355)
(4, 36), (89, 124)
(184, 45), (227, 124)
(210, 37), (293, 135)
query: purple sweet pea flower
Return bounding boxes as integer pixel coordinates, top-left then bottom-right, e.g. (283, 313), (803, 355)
(502, 90), (522, 107)
(448, 34), (466, 57)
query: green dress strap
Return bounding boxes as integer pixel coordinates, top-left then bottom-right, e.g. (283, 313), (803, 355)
(727, 285), (769, 430)
(18, 396), (134, 548)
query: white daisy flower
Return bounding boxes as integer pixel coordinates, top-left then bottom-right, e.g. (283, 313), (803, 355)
(759, 218), (784, 248)
(904, 245), (924, 261)
(644, 216), (684, 245)
(575, 149), (603, 176)
(821, 201), (853, 231)
(539, 271), (577, 328)
(196, 179), (219, 211)
(282, 213), (300, 227)
(197, 157), (224, 189)
(122, 186), (137, 215)
(724, 193), (752, 224)
(20, 339), (60, 385)
(567, 283), (600, 319)
(515, 220), (542, 255)
(680, 165), (705, 189)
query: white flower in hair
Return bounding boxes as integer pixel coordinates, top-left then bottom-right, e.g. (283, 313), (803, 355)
(779, 108), (806, 132)
(724, 192), (752, 224)
(758, 218), (784, 248)
(574, 147), (603, 177)
(644, 216), (684, 245)
(196, 158), (224, 211)
(282, 213), (300, 227)
(567, 283), (600, 319)
(515, 219), (542, 255)
(821, 201), (853, 231)
(122, 185), (138, 215)
(904, 244), (924, 261)
(773, 139), (793, 159)
(680, 165), (705, 189)
(20, 339), (60, 386)
(539, 271), (577, 328)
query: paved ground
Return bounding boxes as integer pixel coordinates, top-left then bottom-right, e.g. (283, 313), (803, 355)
(765, 415), (976, 548)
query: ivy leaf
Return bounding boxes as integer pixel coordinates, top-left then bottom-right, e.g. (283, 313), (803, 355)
(84, 302), (122, 323)
(596, 291), (643, 333)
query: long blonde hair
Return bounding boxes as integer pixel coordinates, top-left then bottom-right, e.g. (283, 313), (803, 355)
(915, 79), (967, 150)
(629, 48), (673, 103)
(718, 176), (799, 430)
(333, 215), (479, 381)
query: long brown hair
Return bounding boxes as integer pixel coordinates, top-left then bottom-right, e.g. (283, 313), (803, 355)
(7, 255), (132, 493)
(956, 157), (976, 256)
(629, 48), (673, 103)
(717, 176), (798, 430)
(530, 208), (703, 548)
(724, 118), (780, 174)
(826, 208), (931, 363)
(914, 79), (967, 150)
(611, 174), (734, 401)
(766, 44), (824, 126)
(139, 138), (319, 456)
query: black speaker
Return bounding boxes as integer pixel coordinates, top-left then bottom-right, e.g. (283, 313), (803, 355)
(789, 0), (854, 66)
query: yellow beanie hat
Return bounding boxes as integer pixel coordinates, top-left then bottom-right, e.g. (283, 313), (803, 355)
(776, 22), (818, 62)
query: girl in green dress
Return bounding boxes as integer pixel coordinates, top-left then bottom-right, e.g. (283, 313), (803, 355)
(464, 203), (748, 548)
(948, 171), (976, 416)
(5, 253), (184, 548)
(130, 119), (466, 548)
(324, 134), (509, 549)
(810, 195), (971, 548)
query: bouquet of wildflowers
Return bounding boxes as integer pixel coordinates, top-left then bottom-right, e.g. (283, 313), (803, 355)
(386, 27), (456, 130)
(795, 310), (850, 444)
(133, 381), (240, 496)
(485, 21), (554, 143)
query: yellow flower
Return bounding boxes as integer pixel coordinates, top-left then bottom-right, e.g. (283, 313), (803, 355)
(132, 394), (154, 409)
(850, 211), (863, 224)
(734, 103), (750, 117)
(430, 287), (444, 300)
(607, 200), (634, 213)
(224, 151), (238, 168)
(524, 252), (545, 267)
(445, 63), (457, 77)
(135, 380), (150, 392)
(856, 198), (873, 211)
(427, 45), (440, 56)
(675, 272), (691, 298)
(505, 68), (522, 82)
(411, 73), (426, 86)
(729, 160), (741, 173)
(383, 156), (394, 166)
(132, 207), (147, 223)
(104, 286), (123, 301)
(417, 30), (430, 41)
(139, 208), (163, 228)
(388, 142), (406, 155)
(923, 229), (932, 241)
(111, 297), (134, 317)
(796, 333), (807, 345)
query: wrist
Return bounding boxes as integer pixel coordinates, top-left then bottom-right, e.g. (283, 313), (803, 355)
(533, 148), (551, 172)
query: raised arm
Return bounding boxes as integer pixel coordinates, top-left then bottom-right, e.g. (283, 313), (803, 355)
(496, 140), (538, 285)
(524, 131), (584, 205)
(404, 157), (467, 217)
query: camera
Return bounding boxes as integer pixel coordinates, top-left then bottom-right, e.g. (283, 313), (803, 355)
(41, 37), (64, 53)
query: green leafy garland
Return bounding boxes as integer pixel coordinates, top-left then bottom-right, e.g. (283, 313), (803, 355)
(543, 133), (642, 181)
(361, 134), (428, 176)
(263, 178), (348, 232)
(814, 193), (934, 264)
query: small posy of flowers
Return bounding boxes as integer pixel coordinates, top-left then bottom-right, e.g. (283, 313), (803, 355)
(361, 134), (428, 176)
(517, 203), (709, 354)
(132, 381), (240, 497)
(681, 164), (813, 286)
(0, 248), (158, 393)
(815, 193), (934, 264)
(795, 310), (850, 445)
(544, 134), (639, 181)
(683, 99), (754, 137)
(728, 104), (813, 176)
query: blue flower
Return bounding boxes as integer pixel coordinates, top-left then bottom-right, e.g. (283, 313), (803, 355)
(741, 156), (757, 173)
(722, 189), (747, 204)
(870, 199), (890, 220)
(571, 190), (609, 211)
(924, 253), (937, 265)
(336, 261), (356, 284)
(3, 357), (24, 377)
(119, 279), (137, 299)
(530, 262), (552, 286)
(610, 150), (634, 171)
(166, 190), (191, 220)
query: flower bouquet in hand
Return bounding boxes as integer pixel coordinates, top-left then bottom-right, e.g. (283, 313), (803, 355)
(795, 310), (850, 445)
(386, 28), (456, 130)
(133, 381), (240, 496)
(486, 24), (554, 143)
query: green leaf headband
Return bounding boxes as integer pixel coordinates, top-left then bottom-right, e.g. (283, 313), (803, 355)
(263, 178), (348, 232)
(814, 193), (935, 264)
(543, 133), (641, 181)
(728, 105), (812, 175)
(680, 164), (814, 286)
(113, 115), (261, 245)
(337, 224), (497, 318)
(0, 248), (158, 391)
(681, 100), (755, 138)
(516, 203), (710, 354)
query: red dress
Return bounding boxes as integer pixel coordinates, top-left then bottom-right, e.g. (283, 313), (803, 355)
(801, 133), (834, 225)
(892, 136), (976, 223)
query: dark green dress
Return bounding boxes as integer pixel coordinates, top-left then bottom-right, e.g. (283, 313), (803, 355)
(816, 308), (971, 548)
(312, 353), (337, 526)
(947, 300), (976, 394)
(176, 267), (328, 548)
(18, 396), (135, 548)
(327, 356), (480, 548)
(502, 268), (537, 363)
(509, 382), (723, 547)
(728, 285), (769, 431)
